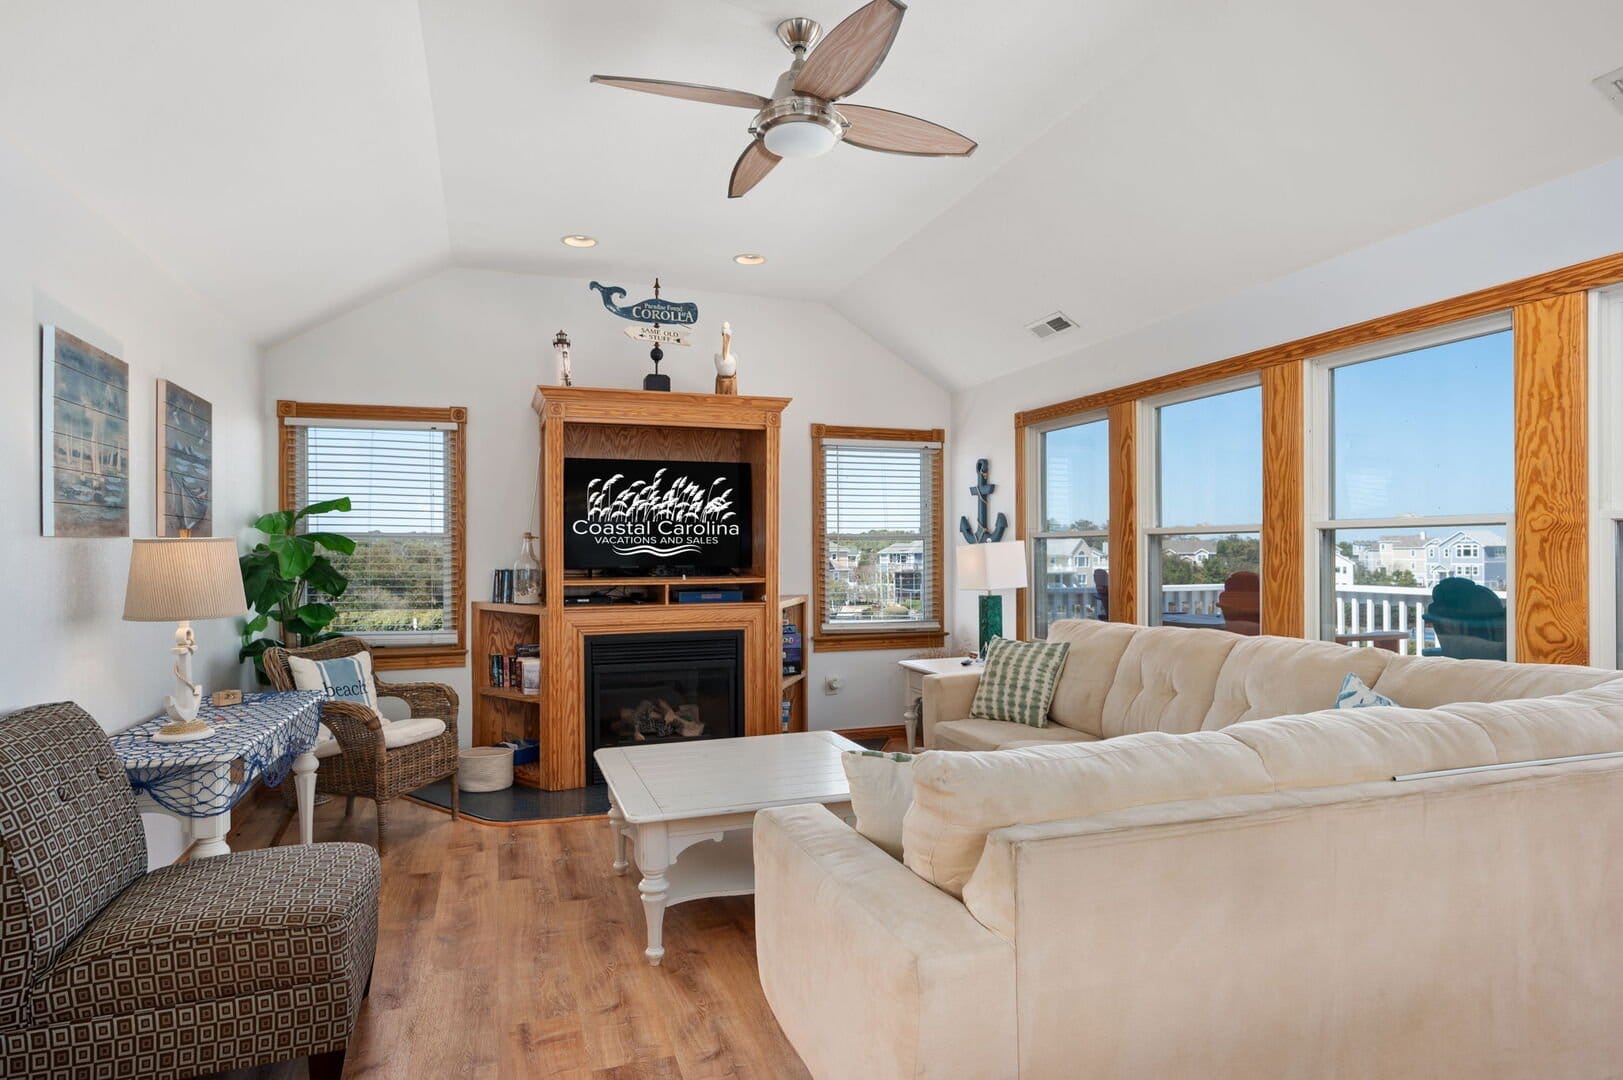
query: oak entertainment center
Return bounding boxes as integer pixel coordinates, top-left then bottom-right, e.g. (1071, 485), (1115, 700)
(472, 386), (791, 790)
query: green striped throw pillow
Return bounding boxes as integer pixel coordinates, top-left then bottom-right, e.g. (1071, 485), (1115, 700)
(969, 637), (1072, 728)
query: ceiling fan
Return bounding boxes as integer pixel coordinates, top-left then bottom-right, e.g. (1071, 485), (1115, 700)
(590, 0), (976, 198)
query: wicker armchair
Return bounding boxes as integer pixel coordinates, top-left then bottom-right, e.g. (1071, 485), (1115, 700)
(262, 638), (459, 852)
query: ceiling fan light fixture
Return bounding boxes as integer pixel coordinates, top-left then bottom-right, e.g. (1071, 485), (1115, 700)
(560, 234), (597, 248)
(733, 253), (767, 265)
(762, 115), (841, 158)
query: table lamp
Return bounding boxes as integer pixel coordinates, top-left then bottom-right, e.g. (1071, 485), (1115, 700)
(123, 536), (248, 741)
(957, 540), (1029, 657)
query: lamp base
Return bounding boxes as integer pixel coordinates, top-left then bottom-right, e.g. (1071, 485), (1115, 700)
(153, 719), (215, 743)
(978, 593), (1004, 657)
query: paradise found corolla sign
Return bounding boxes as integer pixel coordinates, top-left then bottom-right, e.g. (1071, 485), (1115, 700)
(588, 280), (699, 325)
(562, 458), (752, 571)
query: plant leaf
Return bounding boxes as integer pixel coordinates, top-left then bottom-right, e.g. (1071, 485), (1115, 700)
(239, 551), (295, 611)
(285, 602), (338, 637)
(243, 613), (269, 635)
(304, 531), (356, 555)
(303, 556), (349, 598)
(296, 497), (352, 520)
(265, 533), (316, 578)
(253, 510), (296, 535)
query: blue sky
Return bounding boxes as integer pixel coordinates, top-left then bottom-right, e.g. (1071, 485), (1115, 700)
(1042, 329), (1514, 530)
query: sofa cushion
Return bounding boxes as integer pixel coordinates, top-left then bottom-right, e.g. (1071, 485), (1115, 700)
(1435, 681), (1623, 763)
(288, 652), (381, 715)
(1222, 707), (1499, 788)
(1099, 626), (1240, 738)
(932, 718), (1099, 752)
(1370, 655), (1619, 710)
(1201, 635), (1392, 730)
(31, 843), (380, 1026)
(1043, 619), (1141, 736)
(1335, 673), (1395, 709)
(969, 637), (1071, 727)
(902, 732), (1274, 897)
(841, 751), (914, 860)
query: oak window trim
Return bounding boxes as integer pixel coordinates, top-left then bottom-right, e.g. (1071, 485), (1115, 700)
(276, 399), (468, 670)
(810, 423), (947, 652)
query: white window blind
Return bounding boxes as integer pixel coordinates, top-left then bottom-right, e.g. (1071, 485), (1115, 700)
(818, 439), (941, 634)
(294, 422), (457, 646)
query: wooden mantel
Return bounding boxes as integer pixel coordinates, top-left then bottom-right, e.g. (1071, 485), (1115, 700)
(473, 386), (791, 790)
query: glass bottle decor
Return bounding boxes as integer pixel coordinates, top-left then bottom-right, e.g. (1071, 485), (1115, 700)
(513, 532), (541, 605)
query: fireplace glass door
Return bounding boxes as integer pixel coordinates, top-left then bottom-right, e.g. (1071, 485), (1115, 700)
(584, 630), (744, 783)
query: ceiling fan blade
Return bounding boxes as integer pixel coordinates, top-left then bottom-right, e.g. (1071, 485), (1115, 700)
(839, 104), (977, 157)
(590, 76), (769, 110)
(729, 140), (781, 198)
(792, 0), (906, 102)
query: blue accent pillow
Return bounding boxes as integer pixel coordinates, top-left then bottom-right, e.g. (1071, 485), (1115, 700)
(1335, 672), (1395, 709)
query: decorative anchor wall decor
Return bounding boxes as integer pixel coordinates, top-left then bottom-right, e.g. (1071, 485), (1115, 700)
(959, 458), (1009, 544)
(589, 278), (698, 391)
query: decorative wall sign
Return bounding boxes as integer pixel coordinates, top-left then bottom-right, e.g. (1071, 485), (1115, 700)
(588, 279), (700, 325)
(156, 379), (213, 536)
(624, 324), (693, 346)
(959, 458), (1009, 544)
(41, 325), (130, 537)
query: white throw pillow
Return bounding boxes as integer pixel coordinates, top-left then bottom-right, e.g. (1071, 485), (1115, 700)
(840, 750), (915, 861)
(287, 651), (381, 714)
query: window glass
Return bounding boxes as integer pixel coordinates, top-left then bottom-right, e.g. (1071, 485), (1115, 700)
(1325, 526), (1507, 659)
(1157, 386), (1262, 527)
(1033, 536), (1110, 634)
(1152, 532), (1261, 633)
(818, 439), (941, 633)
(1041, 420), (1109, 531)
(1331, 330), (1513, 519)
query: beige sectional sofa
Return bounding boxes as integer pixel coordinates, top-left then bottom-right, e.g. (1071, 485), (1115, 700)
(754, 619), (1623, 1079)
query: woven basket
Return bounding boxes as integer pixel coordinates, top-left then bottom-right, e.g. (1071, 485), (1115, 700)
(458, 746), (514, 792)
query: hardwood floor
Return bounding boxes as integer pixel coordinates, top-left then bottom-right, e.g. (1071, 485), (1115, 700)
(223, 787), (811, 1079)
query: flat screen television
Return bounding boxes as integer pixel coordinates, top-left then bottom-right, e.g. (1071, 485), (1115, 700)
(563, 457), (752, 574)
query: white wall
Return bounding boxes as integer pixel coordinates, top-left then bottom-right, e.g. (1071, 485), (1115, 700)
(948, 155), (1623, 647)
(0, 142), (263, 865)
(261, 266), (952, 743)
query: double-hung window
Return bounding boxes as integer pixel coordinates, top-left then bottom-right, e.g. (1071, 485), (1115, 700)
(1147, 381), (1263, 634)
(279, 401), (467, 668)
(1310, 315), (1513, 658)
(811, 425), (945, 651)
(1030, 414), (1110, 635)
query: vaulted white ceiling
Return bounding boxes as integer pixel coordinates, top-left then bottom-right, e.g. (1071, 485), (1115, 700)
(2, 1), (1621, 388)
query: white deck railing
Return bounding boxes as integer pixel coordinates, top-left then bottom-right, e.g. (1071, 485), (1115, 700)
(1036, 581), (1507, 657)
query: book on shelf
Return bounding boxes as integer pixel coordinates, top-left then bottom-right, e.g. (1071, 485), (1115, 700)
(488, 645), (540, 693)
(490, 569), (514, 603)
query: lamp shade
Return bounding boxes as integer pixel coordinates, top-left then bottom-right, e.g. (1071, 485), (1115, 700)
(123, 537), (247, 622)
(956, 540), (1029, 591)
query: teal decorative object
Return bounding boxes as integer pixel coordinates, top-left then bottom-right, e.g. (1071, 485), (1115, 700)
(588, 279), (699, 325)
(978, 593), (1003, 654)
(958, 458), (1008, 544)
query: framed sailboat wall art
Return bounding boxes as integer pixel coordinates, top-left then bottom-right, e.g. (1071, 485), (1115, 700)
(40, 325), (130, 538)
(157, 378), (213, 536)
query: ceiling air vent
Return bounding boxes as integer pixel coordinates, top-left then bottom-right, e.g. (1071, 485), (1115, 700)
(1026, 311), (1077, 340)
(1595, 65), (1623, 115)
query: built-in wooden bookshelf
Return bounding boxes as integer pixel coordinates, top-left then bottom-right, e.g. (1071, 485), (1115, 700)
(470, 386), (793, 790)
(780, 594), (808, 733)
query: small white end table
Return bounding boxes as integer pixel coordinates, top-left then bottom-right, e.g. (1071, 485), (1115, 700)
(110, 691), (323, 858)
(596, 730), (861, 966)
(898, 655), (981, 752)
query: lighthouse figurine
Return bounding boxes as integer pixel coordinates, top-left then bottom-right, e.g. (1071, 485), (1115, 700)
(714, 321), (738, 395)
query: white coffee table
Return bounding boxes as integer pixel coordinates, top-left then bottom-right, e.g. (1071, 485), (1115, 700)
(596, 730), (862, 965)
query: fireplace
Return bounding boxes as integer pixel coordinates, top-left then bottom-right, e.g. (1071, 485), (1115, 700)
(584, 630), (744, 783)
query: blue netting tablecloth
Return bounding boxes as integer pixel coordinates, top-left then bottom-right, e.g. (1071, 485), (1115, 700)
(109, 691), (323, 819)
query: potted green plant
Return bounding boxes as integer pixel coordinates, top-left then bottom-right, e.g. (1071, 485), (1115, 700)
(238, 497), (356, 675)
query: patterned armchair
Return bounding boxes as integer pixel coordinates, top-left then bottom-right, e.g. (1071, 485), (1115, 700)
(0, 703), (378, 1080)
(262, 637), (460, 852)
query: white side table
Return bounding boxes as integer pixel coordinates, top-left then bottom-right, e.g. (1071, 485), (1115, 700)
(898, 656), (981, 752)
(110, 691), (324, 857)
(596, 730), (861, 966)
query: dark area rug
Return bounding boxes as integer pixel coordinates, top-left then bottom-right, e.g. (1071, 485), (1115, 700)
(852, 737), (889, 751)
(408, 778), (610, 824)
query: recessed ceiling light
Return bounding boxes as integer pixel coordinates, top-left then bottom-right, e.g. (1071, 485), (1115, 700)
(561, 234), (597, 248)
(733, 253), (767, 266)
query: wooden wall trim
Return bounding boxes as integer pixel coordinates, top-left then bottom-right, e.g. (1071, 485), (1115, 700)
(1261, 362), (1306, 637)
(1513, 294), (1589, 664)
(1107, 402), (1139, 623)
(1014, 250), (1623, 431)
